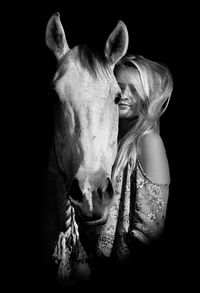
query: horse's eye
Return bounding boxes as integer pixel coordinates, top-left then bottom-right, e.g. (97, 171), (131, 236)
(114, 92), (122, 104)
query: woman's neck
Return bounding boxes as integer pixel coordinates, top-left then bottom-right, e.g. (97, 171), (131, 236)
(118, 117), (137, 142)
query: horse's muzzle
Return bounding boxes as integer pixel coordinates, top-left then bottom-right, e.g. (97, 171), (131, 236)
(69, 174), (114, 225)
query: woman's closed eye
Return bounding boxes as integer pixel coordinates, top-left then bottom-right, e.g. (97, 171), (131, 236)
(118, 82), (137, 96)
(129, 84), (137, 95)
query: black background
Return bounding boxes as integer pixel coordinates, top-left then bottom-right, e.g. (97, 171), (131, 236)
(5, 1), (197, 291)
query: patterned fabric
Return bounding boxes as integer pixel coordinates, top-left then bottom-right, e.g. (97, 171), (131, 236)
(95, 159), (169, 262)
(55, 159), (170, 284)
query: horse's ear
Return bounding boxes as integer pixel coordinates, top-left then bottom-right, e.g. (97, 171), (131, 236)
(45, 12), (70, 60)
(105, 20), (129, 66)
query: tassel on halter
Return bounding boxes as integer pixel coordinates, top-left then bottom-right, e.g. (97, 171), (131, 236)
(52, 196), (79, 281)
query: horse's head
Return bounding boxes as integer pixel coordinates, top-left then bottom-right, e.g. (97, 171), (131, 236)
(46, 13), (129, 225)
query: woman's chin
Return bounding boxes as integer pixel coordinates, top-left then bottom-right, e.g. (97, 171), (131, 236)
(119, 108), (134, 118)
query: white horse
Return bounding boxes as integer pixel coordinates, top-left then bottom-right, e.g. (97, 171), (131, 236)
(44, 12), (129, 286)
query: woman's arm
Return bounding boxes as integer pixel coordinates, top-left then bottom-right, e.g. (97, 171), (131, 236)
(139, 131), (170, 185)
(130, 132), (170, 243)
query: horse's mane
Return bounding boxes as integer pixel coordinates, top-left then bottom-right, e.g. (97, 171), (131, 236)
(77, 44), (110, 78)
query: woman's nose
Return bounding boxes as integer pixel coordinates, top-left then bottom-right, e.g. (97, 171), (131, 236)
(121, 96), (129, 102)
(122, 92), (130, 101)
(122, 87), (131, 99)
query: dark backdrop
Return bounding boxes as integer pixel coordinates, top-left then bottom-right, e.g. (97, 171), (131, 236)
(7, 2), (196, 291)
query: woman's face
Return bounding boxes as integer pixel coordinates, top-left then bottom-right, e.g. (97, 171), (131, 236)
(116, 68), (140, 119)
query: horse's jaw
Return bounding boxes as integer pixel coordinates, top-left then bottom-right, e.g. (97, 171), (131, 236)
(70, 196), (111, 226)
(77, 207), (110, 226)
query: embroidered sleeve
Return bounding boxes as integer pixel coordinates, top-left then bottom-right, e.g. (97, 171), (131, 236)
(131, 164), (169, 244)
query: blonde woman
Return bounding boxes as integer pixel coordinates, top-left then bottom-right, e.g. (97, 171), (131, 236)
(95, 55), (173, 262)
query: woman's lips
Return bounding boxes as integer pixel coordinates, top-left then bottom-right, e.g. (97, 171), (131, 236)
(119, 103), (131, 108)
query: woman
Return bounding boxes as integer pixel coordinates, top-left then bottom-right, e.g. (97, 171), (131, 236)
(95, 55), (173, 262)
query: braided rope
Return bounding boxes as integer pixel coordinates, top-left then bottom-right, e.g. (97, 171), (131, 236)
(52, 195), (79, 280)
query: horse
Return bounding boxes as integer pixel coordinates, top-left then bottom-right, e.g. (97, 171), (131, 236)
(43, 12), (129, 287)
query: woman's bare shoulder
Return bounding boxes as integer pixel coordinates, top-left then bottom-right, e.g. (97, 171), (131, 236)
(138, 131), (170, 184)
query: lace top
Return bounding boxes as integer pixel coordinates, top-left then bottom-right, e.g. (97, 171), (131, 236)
(95, 159), (169, 261)
(54, 159), (170, 283)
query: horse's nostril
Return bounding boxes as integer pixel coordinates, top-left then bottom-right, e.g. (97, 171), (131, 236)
(69, 178), (83, 201)
(98, 177), (114, 201)
(106, 178), (114, 199)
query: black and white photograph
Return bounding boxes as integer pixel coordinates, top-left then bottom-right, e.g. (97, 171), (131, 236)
(6, 2), (197, 292)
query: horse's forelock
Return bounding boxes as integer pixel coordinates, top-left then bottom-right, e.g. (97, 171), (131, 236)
(52, 44), (111, 86)
(77, 44), (110, 79)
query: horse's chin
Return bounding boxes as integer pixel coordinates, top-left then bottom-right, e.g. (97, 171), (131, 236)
(76, 207), (109, 226)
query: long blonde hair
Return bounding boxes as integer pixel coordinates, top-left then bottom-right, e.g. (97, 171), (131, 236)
(112, 55), (173, 177)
